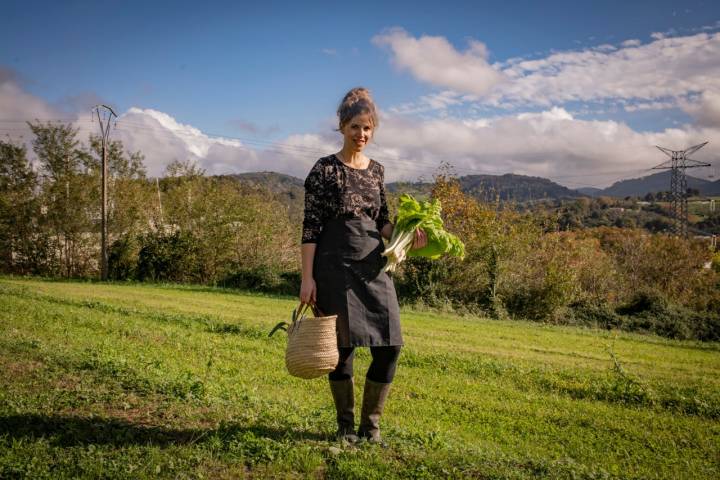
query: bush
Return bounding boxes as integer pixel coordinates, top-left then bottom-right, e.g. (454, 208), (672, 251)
(692, 311), (720, 342)
(616, 290), (720, 341)
(394, 256), (455, 307)
(504, 283), (569, 322)
(564, 300), (624, 330)
(616, 289), (669, 317)
(219, 267), (301, 296)
(136, 230), (201, 283)
(107, 235), (139, 280)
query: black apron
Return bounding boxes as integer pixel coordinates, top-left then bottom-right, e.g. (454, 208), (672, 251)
(313, 215), (403, 347)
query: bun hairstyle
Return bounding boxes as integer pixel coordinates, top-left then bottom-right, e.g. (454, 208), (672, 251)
(337, 87), (379, 131)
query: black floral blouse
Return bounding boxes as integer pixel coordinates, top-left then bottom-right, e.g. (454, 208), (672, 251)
(302, 154), (391, 244)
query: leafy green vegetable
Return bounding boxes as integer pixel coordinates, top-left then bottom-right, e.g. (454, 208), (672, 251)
(381, 194), (465, 272)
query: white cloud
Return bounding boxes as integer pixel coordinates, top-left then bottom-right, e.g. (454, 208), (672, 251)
(90, 106), (720, 186)
(491, 32), (720, 107)
(680, 90), (720, 127)
(0, 74), (339, 180)
(376, 30), (720, 110)
(623, 100), (677, 112)
(517, 106), (574, 122)
(370, 109), (719, 186)
(372, 28), (504, 96)
(0, 76), (61, 123)
(594, 44), (616, 52)
(122, 108), (243, 158)
(2, 67), (717, 189)
(0, 72), (77, 167)
(388, 90), (465, 115)
(112, 108), (339, 178)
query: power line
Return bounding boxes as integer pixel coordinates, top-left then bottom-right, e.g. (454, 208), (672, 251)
(109, 121), (659, 185)
(0, 117), (684, 188)
(0, 116), (662, 180)
(110, 119), (665, 178)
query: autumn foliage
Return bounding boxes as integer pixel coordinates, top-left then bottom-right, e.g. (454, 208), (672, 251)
(1, 126), (718, 340)
(393, 174), (719, 340)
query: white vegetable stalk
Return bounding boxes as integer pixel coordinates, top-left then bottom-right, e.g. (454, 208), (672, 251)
(381, 229), (416, 272)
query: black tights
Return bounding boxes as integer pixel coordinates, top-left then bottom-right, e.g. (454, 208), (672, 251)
(328, 346), (402, 384)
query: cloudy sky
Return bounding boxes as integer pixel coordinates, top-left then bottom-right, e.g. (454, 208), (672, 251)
(2, 0), (719, 188)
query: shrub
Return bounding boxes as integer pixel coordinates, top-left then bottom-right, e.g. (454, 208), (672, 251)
(563, 300), (624, 330)
(218, 267), (301, 296)
(616, 289), (669, 317)
(394, 256), (454, 307)
(616, 289), (720, 341)
(136, 230), (201, 283)
(107, 234), (139, 280)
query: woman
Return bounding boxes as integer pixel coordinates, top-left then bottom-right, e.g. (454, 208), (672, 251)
(299, 87), (426, 445)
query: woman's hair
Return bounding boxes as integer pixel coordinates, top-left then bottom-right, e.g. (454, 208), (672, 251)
(337, 87), (379, 131)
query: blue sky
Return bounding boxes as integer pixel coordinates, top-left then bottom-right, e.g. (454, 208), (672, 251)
(2, 0), (719, 186)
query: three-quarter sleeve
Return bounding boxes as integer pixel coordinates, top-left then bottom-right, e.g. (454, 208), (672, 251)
(375, 164), (391, 233)
(302, 161), (326, 244)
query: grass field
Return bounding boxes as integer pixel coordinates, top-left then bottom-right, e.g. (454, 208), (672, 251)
(1, 275), (719, 479)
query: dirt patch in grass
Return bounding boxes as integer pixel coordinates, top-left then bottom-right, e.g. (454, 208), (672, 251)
(52, 372), (82, 390)
(3, 359), (44, 379)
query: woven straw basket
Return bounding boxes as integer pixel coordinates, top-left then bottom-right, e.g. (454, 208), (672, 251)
(270, 303), (339, 379)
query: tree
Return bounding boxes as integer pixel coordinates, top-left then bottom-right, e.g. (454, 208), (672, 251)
(87, 134), (153, 240)
(152, 162), (298, 285)
(0, 140), (46, 274)
(28, 121), (96, 277)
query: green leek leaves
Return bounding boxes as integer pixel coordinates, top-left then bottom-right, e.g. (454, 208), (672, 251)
(381, 194), (465, 272)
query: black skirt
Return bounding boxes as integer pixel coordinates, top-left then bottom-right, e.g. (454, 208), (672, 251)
(313, 215), (403, 347)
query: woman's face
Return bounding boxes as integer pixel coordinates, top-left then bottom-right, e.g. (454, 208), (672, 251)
(341, 114), (374, 152)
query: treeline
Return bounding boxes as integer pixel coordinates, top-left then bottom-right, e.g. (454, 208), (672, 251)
(396, 177), (720, 341)
(522, 197), (673, 233)
(0, 122), (299, 291)
(1, 123), (718, 341)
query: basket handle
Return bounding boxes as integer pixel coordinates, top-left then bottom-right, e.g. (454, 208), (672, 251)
(297, 301), (325, 318)
(269, 302), (326, 337)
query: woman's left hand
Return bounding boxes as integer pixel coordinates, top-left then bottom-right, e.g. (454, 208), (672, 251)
(410, 228), (427, 250)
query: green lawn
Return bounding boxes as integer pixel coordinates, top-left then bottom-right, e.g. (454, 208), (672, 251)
(1, 276), (718, 479)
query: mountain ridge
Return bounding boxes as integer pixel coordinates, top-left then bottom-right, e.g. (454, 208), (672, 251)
(213, 170), (720, 203)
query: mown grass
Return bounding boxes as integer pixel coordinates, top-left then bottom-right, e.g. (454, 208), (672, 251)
(1, 275), (719, 479)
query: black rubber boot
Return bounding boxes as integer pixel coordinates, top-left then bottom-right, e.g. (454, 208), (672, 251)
(329, 377), (359, 444)
(357, 378), (391, 445)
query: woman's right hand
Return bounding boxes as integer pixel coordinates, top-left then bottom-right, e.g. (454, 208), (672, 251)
(299, 277), (317, 305)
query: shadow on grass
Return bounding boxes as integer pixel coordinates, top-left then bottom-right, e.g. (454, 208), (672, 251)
(0, 413), (328, 447)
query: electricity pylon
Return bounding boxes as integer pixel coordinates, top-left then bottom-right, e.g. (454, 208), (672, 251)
(652, 142), (710, 237)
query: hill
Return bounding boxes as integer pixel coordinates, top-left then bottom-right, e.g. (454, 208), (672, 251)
(220, 170), (720, 201)
(214, 170), (720, 209)
(221, 171), (304, 198)
(218, 171), (305, 220)
(215, 171), (585, 206)
(457, 173), (584, 202)
(388, 174), (584, 203)
(597, 171), (717, 197)
(576, 187), (603, 197)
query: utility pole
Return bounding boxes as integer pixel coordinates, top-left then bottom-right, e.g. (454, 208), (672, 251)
(93, 104), (117, 280)
(652, 142), (710, 238)
(156, 177), (164, 229)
